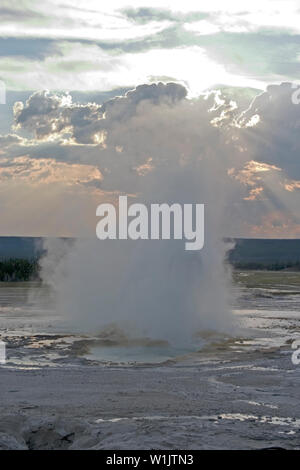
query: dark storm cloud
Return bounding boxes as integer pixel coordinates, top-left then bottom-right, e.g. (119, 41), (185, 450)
(13, 83), (188, 143)
(2, 81), (300, 236)
(238, 83), (300, 180)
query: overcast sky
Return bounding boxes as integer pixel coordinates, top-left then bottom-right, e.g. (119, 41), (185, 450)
(0, 0), (300, 237)
(1, 0), (300, 92)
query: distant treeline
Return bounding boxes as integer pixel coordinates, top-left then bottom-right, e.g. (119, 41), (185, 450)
(0, 259), (39, 281)
(226, 238), (300, 268)
(1, 256), (300, 282)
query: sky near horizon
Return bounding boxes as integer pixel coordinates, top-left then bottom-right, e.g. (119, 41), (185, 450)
(0, 0), (300, 237)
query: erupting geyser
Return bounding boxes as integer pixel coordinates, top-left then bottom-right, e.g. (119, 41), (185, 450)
(39, 84), (235, 346)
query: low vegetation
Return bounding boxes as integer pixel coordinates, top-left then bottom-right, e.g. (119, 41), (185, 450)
(1, 256), (300, 283)
(232, 261), (300, 271)
(0, 259), (39, 281)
